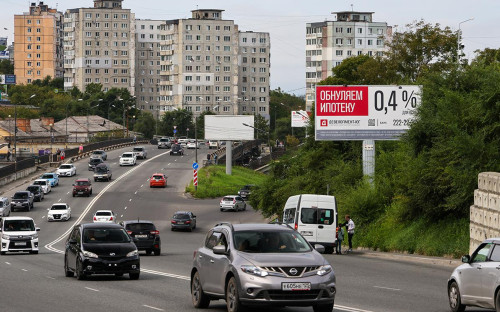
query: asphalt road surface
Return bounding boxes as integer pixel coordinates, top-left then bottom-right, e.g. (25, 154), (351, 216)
(0, 144), (487, 312)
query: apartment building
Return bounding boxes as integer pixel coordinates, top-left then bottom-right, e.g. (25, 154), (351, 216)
(14, 2), (63, 85)
(238, 31), (271, 119)
(305, 11), (392, 111)
(63, 0), (135, 94)
(135, 19), (162, 117)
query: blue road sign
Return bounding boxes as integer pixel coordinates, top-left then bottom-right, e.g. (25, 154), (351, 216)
(173, 129), (177, 134)
(192, 162), (199, 170)
(4, 75), (16, 85)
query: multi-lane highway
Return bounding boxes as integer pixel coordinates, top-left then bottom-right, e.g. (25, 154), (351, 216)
(0, 144), (470, 312)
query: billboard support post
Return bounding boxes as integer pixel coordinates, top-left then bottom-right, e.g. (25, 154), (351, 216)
(226, 141), (232, 175)
(362, 140), (375, 182)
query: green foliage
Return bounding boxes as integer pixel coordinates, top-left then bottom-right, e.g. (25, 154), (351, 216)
(186, 165), (267, 198)
(253, 113), (269, 141)
(158, 109), (194, 137)
(0, 59), (14, 74)
(133, 111), (155, 139)
(269, 89), (306, 140)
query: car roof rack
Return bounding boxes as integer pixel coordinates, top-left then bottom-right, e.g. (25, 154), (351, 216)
(214, 222), (234, 231)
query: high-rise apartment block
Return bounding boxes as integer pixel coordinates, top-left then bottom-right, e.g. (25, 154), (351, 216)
(305, 11), (392, 111)
(14, 2), (63, 85)
(63, 0), (136, 94)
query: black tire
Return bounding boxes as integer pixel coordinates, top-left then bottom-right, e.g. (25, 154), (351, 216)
(72, 193), (75, 197)
(313, 303), (334, 312)
(226, 276), (243, 312)
(448, 282), (466, 312)
(243, 204), (247, 211)
(94, 178), (97, 182)
(90, 189), (92, 195)
(495, 289), (500, 312)
(146, 249), (152, 256)
(171, 228), (174, 231)
(324, 246), (335, 254)
(154, 249), (161, 256)
(220, 208), (224, 212)
(191, 271), (210, 308)
(0, 251), (6, 255)
(65, 256), (74, 277)
(76, 260), (86, 280)
(129, 272), (140, 280)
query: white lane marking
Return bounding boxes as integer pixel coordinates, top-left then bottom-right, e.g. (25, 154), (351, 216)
(44, 150), (172, 254)
(66, 192), (70, 195)
(174, 159), (177, 162)
(129, 199), (132, 202)
(46, 276), (56, 280)
(336, 305), (375, 312)
(141, 269), (190, 281)
(120, 214), (123, 218)
(124, 206), (127, 210)
(85, 287), (99, 292)
(21, 269), (28, 272)
(58, 198), (62, 202)
(42, 216), (45, 219)
(373, 285), (401, 291)
(143, 305), (164, 311)
(134, 191), (137, 195)
(5, 262), (11, 265)
(167, 163), (171, 166)
(141, 184), (144, 188)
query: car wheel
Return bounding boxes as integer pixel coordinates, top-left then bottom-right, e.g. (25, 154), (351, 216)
(226, 276), (242, 312)
(129, 272), (140, 280)
(90, 190), (92, 195)
(0, 251), (5, 255)
(220, 208), (224, 212)
(76, 259), (86, 280)
(94, 178), (97, 182)
(65, 256), (74, 277)
(448, 282), (466, 312)
(324, 246), (334, 254)
(29, 250), (38, 254)
(243, 204), (247, 211)
(313, 303), (334, 312)
(154, 249), (161, 256)
(191, 271), (210, 308)
(72, 193), (75, 197)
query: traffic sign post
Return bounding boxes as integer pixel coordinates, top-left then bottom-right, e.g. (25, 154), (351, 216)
(193, 164), (198, 191)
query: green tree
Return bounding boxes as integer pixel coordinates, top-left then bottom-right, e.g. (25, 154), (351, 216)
(253, 113), (269, 141)
(195, 110), (216, 139)
(158, 109), (194, 137)
(0, 59), (14, 74)
(134, 112), (155, 139)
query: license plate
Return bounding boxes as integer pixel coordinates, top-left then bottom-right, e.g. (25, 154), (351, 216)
(14, 242), (26, 246)
(300, 231), (314, 236)
(177, 222), (184, 225)
(99, 218), (107, 221)
(282, 282), (311, 291)
(135, 235), (148, 238)
(78, 192), (83, 194)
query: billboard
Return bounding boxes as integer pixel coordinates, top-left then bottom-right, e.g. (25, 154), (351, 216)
(291, 110), (310, 128)
(0, 75), (16, 85)
(315, 85), (422, 140)
(205, 115), (255, 141)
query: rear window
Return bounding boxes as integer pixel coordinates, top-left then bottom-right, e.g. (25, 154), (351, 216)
(125, 223), (155, 231)
(153, 175), (164, 179)
(90, 159), (102, 164)
(96, 211), (112, 216)
(95, 166), (108, 173)
(173, 214), (190, 220)
(27, 186), (39, 192)
(34, 180), (47, 185)
(300, 208), (334, 225)
(223, 197), (234, 202)
(159, 139), (169, 142)
(42, 174), (53, 179)
(76, 181), (90, 186)
(93, 151), (104, 154)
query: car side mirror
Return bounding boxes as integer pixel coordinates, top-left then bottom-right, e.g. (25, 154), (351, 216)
(462, 255), (471, 263)
(213, 245), (228, 255)
(314, 244), (326, 253)
(72, 184), (75, 186)
(35, 227), (40, 232)
(68, 238), (77, 244)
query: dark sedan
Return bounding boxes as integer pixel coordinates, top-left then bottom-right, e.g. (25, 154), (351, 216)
(121, 220), (161, 256)
(171, 211), (196, 232)
(64, 223), (140, 280)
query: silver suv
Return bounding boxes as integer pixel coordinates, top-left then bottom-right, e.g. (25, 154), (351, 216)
(191, 223), (336, 312)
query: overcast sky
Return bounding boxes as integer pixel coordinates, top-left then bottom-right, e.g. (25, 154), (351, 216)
(1, 0), (499, 95)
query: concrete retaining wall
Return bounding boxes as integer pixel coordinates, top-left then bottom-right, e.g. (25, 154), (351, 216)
(470, 172), (500, 254)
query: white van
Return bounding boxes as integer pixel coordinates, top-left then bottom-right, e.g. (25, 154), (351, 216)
(283, 194), (338, 254)
(0, 216), (40, 255)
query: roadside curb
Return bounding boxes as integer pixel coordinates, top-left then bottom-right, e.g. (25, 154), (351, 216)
(352, 248), (461, 267)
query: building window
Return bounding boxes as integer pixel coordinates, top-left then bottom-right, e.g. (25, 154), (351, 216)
(336, 27), (343, 33)
(347, 27), (352, 33)
(368, 39), (373, 46)
(358, 28), (363, 34)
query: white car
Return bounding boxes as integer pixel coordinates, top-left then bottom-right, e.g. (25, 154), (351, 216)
(47, 203), (71, 221)
(93, 210), (117, 223)
(33, 179), (51, 194)
(119, 152), (136, 166)
(209, 140), (219, 149)
(187, 141), (200, 149)
(56, 164), (76, 177)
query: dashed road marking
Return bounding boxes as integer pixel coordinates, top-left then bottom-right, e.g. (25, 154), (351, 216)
(143, 305), (164, 311)
(58, 198), (62, 202)
(134, 191), (137, 195)
(129, 199), (132, 202)
(124, 206), (127, 210)
(66, 192), (70, 194)
(46, 276), (56, 280)
(85, 287), (99, 292)
(373, 285), (401, 291)
(21, 269), (28, 272)
(120, 214), (123, 218)
(141, 184), (144, 188)
(5, 262), (11, 265)
(42, 216), (45, 219)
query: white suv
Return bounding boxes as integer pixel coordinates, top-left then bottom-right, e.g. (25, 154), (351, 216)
(1, 217), (40, 255)
(119, 152), (136, 166)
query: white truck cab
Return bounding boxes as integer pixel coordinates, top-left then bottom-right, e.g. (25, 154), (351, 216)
(283, 194), (338, 254)
(0, 216), (40, 255)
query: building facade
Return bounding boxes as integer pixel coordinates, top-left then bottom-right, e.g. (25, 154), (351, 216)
(305, 11), (392, 111)
(14, 2), (63, 85)
(135, 19), (162, 118)
(63, 0), (135, 94)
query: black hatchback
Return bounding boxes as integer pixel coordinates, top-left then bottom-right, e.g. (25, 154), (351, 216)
(171, 211), (197, 232)
(120, 220), (161, 256)
(64, 223), (140, 280)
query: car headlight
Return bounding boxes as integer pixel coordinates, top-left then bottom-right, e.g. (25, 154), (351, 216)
(2, 234), (10, 240)
(127, 250), (138, 257)
(82, 250), (98, 258)
(30, 234), (38, 239)
(317, 265), (333, 276)
(241, 265), (268, 277)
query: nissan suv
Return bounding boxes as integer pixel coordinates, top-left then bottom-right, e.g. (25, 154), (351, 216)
(191, 223), (336, 312)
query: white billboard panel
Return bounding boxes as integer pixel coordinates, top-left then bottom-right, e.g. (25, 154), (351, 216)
(205, 115), (255, 140)
(291, 110), (310, 128)
(315, 85), (422, 140)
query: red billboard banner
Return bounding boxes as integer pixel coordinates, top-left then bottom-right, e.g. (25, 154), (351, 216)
(316, 86), (369, 116)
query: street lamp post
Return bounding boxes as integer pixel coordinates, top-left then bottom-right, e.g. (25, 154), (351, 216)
(108, 104), (115, 140)
(457, 18), (474, 65)
(49, 123), (54, 162)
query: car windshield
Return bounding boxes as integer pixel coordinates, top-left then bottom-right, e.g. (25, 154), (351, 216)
(51, 205), (67, 210)
(83, 228), (131, 244)
(93, 151), (104, 155)
(95, 166), (107, 173)
(59, 165), (72, 169)
(76, 181), (90, 186)
(133, 147), (143, 152)
(173, 214), (190, 220)
(172, 145), (180, 150)
(122, 153), (133, 158)
(13, 192), (29, 199)
(159, 139), (168, 142)
(34, 180), (46, 185)
(233, 230), (311, 253)
(4, 220), (35, 232)
(42, 174), (53, 179)
(27, 186), (39, 192)
(125, 223), (155, 231)
(96, 211), (112, 216)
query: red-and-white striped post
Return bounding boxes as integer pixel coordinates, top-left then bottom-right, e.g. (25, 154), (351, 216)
(193, 169), (198, 190)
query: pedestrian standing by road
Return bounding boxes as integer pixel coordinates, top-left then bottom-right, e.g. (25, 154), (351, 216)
(345, 215), (355, 252)
(206, 153), (211, 165)
(214, 153), (218, 165)
(133, 135), (137, 143)
(79, 144), (83, 154)
(336, 226), (344, 255)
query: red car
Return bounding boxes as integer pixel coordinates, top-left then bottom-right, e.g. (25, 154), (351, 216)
(149, 173), (167, 188)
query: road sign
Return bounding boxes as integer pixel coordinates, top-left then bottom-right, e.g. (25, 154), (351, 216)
(173, 129), (177, 134)
(291, 110), (310, 128)
(315, 85), (422, 140)
(192, 162), (199, 170)
(193, 169), (198, 186)
(54, 89), (58, 93)
(3, 75), (16, 85)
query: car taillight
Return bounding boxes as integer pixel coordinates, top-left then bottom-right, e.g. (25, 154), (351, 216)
(185, 221), (191, 224)
(110, 216), (113, 221)
(127, 231), (132, 235)
(294, 223), (298, 230)
(193, 250), (197, 259)
(171, 220), (177, 224)
(93, 216), (97, 221)
(150, 230), (159, 235)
